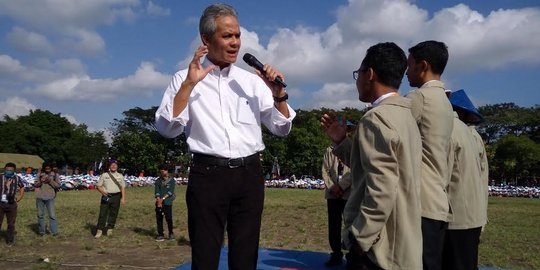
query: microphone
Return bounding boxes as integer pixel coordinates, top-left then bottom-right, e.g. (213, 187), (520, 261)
(243, 53), (287, 88)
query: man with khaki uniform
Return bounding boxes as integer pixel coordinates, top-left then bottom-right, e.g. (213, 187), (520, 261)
(322, 146), (352, 266)
(405, 40), (454, 270)
(322, 42), (422, 269)
(442, 89), (489, 270)
(94, 160), (126, 238)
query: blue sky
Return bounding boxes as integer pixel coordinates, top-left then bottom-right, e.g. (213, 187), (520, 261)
(0, 0), (539, 136)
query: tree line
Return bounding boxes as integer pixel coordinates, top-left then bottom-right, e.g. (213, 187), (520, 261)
(0, 103), (538, 185)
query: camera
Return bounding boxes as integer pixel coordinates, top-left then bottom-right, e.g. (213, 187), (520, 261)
(101, 194), (111, 203)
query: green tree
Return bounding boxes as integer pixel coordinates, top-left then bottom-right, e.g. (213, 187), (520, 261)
(109, 132), (165, 176)
(0, 110), (107, 170)
(478, 103), (539, 144)
(492, 135), (540, 185)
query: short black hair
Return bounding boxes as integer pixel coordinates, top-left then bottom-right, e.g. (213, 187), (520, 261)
(159, 163), (169, 171)
(408, 40), (448, 75)
(361, 42), (407, 89)
(42, 161), (53, 170)
(5, 162), (16, 169)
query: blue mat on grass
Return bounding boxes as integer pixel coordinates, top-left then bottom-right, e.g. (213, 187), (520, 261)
(175, 247), (508, 270)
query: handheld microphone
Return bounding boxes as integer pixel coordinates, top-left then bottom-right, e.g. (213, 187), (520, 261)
(242, 53), (287, 88)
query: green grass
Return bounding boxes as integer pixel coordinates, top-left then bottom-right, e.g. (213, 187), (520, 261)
(0, 186), (538, 269)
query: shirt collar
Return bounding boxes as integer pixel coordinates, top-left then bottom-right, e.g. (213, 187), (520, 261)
(421, 80), (439, 88)
(203, 57), (234, 78)
(372, 92), (399, 107)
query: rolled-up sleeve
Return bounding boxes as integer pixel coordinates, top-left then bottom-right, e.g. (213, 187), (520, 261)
(155, 73), (189, 138)
(266, 105), (296, 136)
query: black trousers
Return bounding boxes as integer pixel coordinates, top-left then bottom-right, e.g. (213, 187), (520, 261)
(0, 202), (17, 243)
(442, 227), (482, 270)
(327, 198), (347, 256)
(156, 204), (173, 236)
(96, 193), (121, 230)
(422, 217), (448, 270)
(187, 160), (264, 270)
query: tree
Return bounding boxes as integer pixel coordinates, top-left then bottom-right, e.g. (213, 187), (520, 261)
(491, 135), (540, 185)
(109, 132), (165, 176)
(0, 110), (107, 170)
(478, 103), (539, 144)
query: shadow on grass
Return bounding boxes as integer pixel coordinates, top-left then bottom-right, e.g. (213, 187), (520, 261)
(25, 223), (41, 235)
(176, 235), (191, 246)
(132, 227), (155, 237)
(84, 222), (96, 235)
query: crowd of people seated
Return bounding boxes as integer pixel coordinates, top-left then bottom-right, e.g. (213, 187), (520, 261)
(12, 170), (540, 198)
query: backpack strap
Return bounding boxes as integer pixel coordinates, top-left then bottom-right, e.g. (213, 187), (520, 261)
(107, 172), (123, 190)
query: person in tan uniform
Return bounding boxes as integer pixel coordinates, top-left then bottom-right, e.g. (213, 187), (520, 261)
(94, 159), (126, 238)
(405, 40), (454, 270)
(322, 144), (352, 266)
(442, 89), (489, 270)
(322, 42), (423, 270)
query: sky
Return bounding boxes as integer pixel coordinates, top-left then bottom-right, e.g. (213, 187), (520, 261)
(0, 0), (539, 135)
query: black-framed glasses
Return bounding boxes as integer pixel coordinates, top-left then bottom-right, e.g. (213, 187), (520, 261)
(353, 68), (366, 80)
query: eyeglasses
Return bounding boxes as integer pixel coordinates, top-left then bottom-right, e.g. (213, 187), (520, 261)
(353, 68), (366, 80)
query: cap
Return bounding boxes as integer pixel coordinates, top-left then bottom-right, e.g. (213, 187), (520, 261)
(448, 89), (484, 124)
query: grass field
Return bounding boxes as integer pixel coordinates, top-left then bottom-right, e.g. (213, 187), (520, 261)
(0, 186), (538, 269)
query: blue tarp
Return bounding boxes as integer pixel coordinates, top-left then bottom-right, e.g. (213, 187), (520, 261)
(175, 247), (508, 270)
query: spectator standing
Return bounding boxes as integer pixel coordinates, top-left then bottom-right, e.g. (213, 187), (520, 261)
(155, 164), (176, 241)
(94, 160), (126, 238)
(405, 40), (454, 270)
(0, 162), (25, 245)
(34, 162), (61, 236)
(442, 89), (489, 270)
(321, 145), (352, 266)
(322, 42), (422, 269)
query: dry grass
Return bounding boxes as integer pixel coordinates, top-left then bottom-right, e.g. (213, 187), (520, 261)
(0, 187), (538, 269)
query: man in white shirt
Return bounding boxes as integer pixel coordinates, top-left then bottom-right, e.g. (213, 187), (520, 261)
(155, 4), (295, 270)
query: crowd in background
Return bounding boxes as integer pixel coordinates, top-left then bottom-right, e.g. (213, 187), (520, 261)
(8, 170), (539, 198)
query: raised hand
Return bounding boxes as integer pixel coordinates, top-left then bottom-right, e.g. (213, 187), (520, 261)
(320, 111), (348, 144)
(185, 45), (216, 86)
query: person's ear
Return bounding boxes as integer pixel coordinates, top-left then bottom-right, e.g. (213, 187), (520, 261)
(420, 60), (430, 73)
(201, 34), (209, 46)
(367, 67), (375, 81)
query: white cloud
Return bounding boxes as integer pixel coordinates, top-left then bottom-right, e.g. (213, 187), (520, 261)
(27, 61), (170, 101)
(307, 83), (368, 110)
(0, 0), (140, 56)
(6, 26), (54, 54)
(0, 97), (37, 118)
(147, 1), (170, 17)
(221, 0), (540, 109)
(61, 113), (80, 125)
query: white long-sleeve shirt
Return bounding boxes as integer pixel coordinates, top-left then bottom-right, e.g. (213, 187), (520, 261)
(155, 57), (296, 159)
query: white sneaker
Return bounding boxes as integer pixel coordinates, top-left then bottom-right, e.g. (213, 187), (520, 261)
(107, 229), (113, 236)
(95, 230), (103, 238)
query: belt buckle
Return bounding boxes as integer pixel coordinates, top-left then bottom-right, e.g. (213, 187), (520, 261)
(227, 158), (243, 168)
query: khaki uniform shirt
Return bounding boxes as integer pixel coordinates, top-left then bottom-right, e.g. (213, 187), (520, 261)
(322, 146), (351, 200)
(447, 116), (489, 229)
(97, 172), (125, 193)
(406, 80), (454, 221)
(334, 96), (423, 270)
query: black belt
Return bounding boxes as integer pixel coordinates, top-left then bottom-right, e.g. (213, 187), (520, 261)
(192, 153), (259, 168)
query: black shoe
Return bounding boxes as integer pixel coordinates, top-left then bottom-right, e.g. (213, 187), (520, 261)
(324, 253), (343, 267)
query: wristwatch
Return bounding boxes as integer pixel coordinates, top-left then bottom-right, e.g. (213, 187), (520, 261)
(273, 92), (288, 102)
